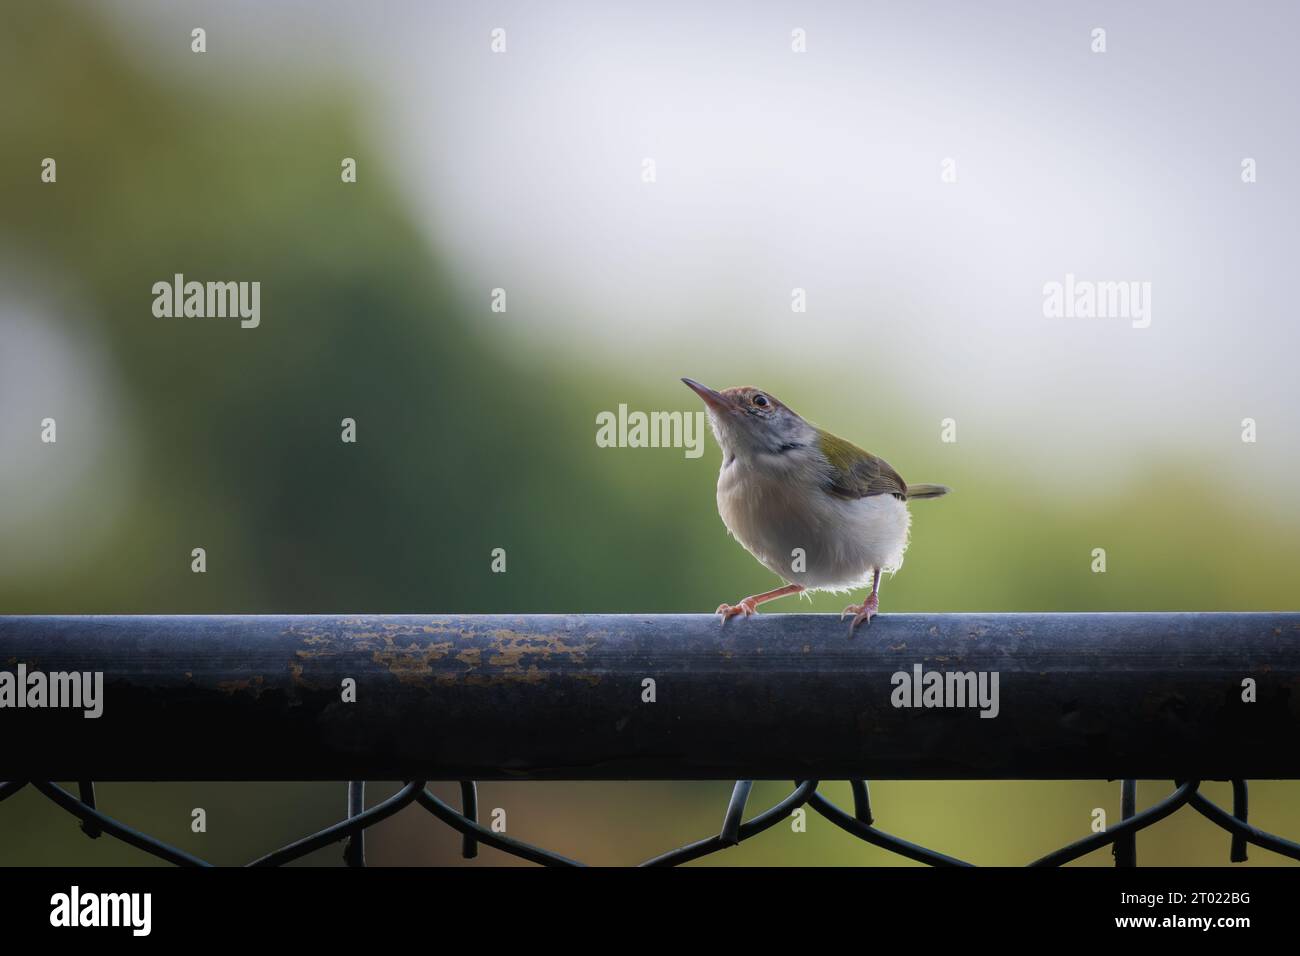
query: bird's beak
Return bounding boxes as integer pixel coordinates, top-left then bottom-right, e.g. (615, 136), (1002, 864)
(681, 378), (729, 413)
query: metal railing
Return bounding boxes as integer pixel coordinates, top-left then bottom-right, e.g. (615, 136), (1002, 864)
(2, 612), (1299, 866)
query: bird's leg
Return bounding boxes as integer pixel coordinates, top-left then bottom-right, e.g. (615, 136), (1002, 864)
(716, 584), (805, 623)
(841, 568), (882, 634)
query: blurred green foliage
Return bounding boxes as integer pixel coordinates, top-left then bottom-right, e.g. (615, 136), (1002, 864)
(0, 5), (1295, 866)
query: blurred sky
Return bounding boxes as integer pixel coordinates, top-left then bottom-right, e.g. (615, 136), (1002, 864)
(100, 0), (1300, 499)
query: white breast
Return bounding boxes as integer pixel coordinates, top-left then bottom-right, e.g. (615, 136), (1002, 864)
(716, 454), (911, 592)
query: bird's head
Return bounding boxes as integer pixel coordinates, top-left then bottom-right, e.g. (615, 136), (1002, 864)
(681, 378), (814, 462)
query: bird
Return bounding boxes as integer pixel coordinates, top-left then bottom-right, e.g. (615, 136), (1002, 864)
(682, 378), (950, 634)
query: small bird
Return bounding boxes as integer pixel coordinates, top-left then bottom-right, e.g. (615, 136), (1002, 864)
(683, 378), (950, 634)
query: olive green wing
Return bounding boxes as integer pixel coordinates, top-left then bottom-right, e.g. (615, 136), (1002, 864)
(816, 428), (908, 500)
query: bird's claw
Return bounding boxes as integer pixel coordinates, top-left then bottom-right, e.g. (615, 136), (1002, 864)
(716, 601), (757, 624)
(841, 594), (880, 635)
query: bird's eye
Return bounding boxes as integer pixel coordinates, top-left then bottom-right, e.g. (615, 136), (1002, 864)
(752, 394), (769, 407)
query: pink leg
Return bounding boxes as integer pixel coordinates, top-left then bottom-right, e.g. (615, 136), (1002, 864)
(841, 568), (883, 635)
(716, 584), (805, 623)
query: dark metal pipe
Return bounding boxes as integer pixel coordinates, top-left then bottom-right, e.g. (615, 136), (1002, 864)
(0, 613), (1296, 781)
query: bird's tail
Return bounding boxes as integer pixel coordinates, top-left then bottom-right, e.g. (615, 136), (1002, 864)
(906, 483), (951, 500)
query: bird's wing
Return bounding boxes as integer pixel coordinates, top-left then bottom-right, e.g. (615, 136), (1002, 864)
(816, 428), (908, 500)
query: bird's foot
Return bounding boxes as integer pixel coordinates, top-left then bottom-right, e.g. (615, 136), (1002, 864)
(714, 584), (805, 625)
(716, 598), (760, 623)
(840, 592), (880, 635)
